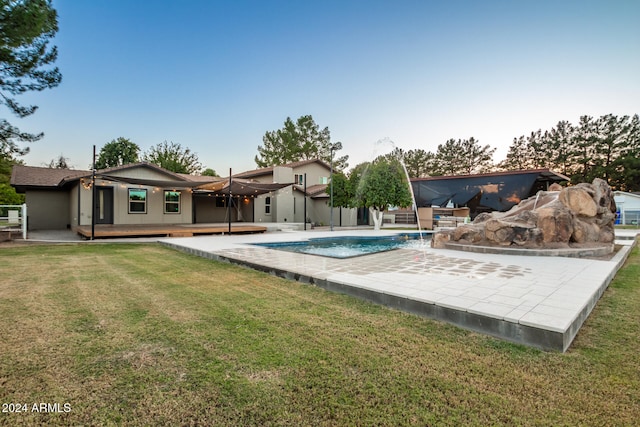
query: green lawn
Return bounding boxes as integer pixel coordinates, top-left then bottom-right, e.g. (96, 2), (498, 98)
(1, 243), (639, 426)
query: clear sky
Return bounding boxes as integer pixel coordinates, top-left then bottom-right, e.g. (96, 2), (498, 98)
(18, 0), (640, 174)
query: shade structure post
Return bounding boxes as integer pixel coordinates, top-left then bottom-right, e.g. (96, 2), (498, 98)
(228, 168), (232, 234)
(304, 173), (307, 230)
(91, 145), (96, 240)
(330, 146), (334, 231)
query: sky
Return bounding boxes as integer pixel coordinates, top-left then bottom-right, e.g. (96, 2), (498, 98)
(16, 0), (640, 174)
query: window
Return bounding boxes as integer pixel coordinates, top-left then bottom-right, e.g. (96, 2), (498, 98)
(294, 174), (304, 185)
(128, 189), (147, 213)
(215, 196), (226, 208)
(265, 196), (271, 214)
(164, 191), (180, 213)
(320, 176), (328, 184)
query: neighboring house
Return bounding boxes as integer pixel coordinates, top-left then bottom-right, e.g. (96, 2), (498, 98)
(11, 162), (222, 230)
(613, 191), (640, 225)
(231, 159), (359, 226)
(410, 169), (570, 219)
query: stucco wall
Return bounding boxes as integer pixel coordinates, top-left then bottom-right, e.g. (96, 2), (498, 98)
(273, 166), (294, 184)
(194, 196), (254, 223)
(291, 163), (331, 187)
(26, 190), (70, 230)
(77, 180), (193, 226)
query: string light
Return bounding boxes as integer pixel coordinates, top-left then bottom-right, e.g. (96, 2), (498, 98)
(80, 178), (93, 190)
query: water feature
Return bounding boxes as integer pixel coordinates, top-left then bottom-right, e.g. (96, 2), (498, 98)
(373, 138), (426, 244)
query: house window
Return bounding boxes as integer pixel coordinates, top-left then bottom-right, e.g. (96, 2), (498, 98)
(129, 189), (147, 213)
(164, 191), (180, 213)
(294, 174), (304, 185)
(320, 176), (328, 184)
(265, 196), (271, 214)
(215, 196), (226, 208)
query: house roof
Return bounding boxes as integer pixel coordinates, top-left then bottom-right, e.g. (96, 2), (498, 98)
(614, 191), (640, 200)
(293, 183), (329, 198)
(410, 168), (570, 183)
(11, 163), (221, 192)
(11, 165), (88, 189)
(233, 159), (331, 179)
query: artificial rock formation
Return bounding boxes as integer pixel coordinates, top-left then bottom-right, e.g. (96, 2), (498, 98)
(431, 178), (616, 250)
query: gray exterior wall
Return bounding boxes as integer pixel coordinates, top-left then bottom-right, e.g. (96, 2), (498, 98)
(77, 176), (193, 226)
(25, 190), (70, 230)
(194, 196), (254, 223)
(291, 163), (331, 187)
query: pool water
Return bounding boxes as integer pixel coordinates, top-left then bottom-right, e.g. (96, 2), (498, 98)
(253, 233), (430, 259)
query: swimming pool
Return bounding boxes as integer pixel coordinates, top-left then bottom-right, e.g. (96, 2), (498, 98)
(253, 233), (430, 259)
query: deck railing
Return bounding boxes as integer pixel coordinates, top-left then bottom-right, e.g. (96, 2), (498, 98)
(0, 204), (27, 239)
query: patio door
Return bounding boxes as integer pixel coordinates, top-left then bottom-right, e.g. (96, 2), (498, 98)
(95, 187), (114, 224)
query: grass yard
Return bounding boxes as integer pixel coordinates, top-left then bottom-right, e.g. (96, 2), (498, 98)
(1, 243), (639, 426)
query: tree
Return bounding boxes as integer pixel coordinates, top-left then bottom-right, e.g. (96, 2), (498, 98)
(379, 147), (435, 178)
(0, 154), (23, 204)
(350, 158), (413, 230)
(95, 137), (140, 169)
(325, 171), (353, 209)
(572, 115), (598, 183)
(143, 141), (202, 174)
(46, 153), (69, 168)
(547, 120), (576, 176)
(403, 149), (435, 178)
(433, 137), (495, 176)
(591, 114), (632, 182)
(610, 114), (640, 191)
(201, 168), (218, 177)
(499, 135), (535, 170)
(255, 115), (348, 170)
(0, 0), (61, 158)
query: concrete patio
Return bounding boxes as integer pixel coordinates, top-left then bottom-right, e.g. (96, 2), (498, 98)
(159, 228), (639, 352)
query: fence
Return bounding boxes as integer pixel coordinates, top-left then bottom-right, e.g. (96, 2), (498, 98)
(616, 210), (640, 227)
(0, 204), (27, 239)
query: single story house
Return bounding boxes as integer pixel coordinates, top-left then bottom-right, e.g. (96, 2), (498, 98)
(10, 162), (222, 231)
(613, 191), (640, 225)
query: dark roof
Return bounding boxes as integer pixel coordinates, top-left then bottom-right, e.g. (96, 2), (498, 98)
(11, 165), (89, 190)
(411, 168), (570, 183)
(11, 163), (220, 192)
(233, 159), (331, 179)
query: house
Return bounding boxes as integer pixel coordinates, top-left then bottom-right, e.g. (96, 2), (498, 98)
(229, 159), (359, 227)
(10, 159), (358, 235)
(10, 162), (221, 231)
(613, 191), (640, 225)
(410, 169), (570, 219)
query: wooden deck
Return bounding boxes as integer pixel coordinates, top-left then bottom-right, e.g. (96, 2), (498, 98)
(74, 224), (267, 239)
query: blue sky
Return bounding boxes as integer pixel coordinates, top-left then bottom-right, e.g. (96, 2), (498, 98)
(18, 0), (640, 173)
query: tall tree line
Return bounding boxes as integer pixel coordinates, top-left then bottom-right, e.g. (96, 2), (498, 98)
(383, 137), (495, 178)
(500, 114), (640, 190)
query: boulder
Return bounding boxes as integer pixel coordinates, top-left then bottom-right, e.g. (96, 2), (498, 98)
(559, 186), (597, 217)
(432, 178), (616, 251)
(536, 203), (574, 243)
(452, 225), (483, 243)
(572, 218), (601, 244)
(431, 230), (452, 249)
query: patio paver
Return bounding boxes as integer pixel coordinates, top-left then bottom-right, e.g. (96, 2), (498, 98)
(160, 229), (638, 352)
